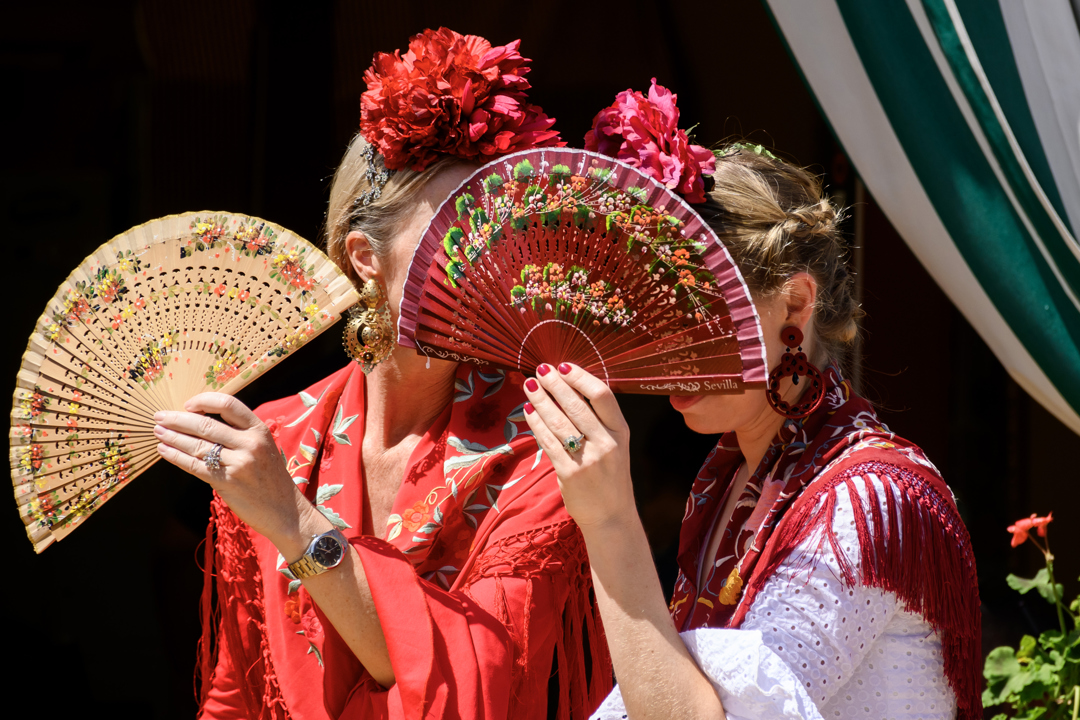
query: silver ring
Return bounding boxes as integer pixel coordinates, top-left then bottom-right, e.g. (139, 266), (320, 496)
(561, 434), (585, 454)
(204, 443), (224, 471)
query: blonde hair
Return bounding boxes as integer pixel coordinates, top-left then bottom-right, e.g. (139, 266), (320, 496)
(325, 133), (462, 286)
(698, 148), (860, 364)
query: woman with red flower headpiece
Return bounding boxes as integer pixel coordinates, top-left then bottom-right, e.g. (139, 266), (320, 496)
(153, 28), (611, 720)
(523, 81), (982, 720)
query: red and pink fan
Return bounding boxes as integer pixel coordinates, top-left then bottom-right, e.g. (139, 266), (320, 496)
(398, 148), (767, 394)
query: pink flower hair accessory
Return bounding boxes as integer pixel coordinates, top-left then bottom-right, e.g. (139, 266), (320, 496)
(360, 27), (562, 172)
(584, 78), (716, 204)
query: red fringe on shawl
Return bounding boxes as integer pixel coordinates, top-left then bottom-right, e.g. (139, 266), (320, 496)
(197, 495), (290, 720)
(464, 520), (613, 720)
(733, 460), (982, 720)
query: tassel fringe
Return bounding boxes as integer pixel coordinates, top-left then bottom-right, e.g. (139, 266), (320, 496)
(742, 461), (982, 720)
(465, 520), (613, 720)
(196, 496), (290, 720)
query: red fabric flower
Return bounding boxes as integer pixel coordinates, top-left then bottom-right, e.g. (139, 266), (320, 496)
(1007, 512), (1053, 547)
(360, 27), (561, 171)
(319, 440), (335, 473)
(265, 416), (283, 440)
(402, 501), (432, 532)
(283, 596), (301, 624)
(584, 78), (715, 204)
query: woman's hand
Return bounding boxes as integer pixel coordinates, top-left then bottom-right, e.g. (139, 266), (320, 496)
(154, 393), (313, 548)
(522, 363), (635, 530)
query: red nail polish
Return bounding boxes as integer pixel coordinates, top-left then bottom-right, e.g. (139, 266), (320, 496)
(558, 363), (571, 375)
(525, 378), (538, 392)
(524, 402), (534, 415)
(537, 364), (551, 376)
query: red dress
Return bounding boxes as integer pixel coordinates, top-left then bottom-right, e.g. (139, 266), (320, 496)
(196, 364), (611, 720)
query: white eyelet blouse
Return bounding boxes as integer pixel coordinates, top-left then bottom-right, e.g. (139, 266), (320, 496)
(591, 474), (957, 720)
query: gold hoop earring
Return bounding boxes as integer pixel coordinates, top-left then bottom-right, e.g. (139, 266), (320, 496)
(343, 278), (394, 374)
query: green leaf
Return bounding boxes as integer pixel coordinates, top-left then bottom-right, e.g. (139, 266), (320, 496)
(286, 389), (325, 427)
(984, 646), (1021, 682)
(316, 504), (351, 529)
(331, 406), (359, 443)
(1008, 569), (1064, 605)
(455, 193), (475, 220)
(550, 164), (571, 178)
(306, 639), (324, 666)
(1017, 634), (1038, 660)
(315, 484), (343, 504)
(513, 159), (535, 181)
(288, 579), (301, 594)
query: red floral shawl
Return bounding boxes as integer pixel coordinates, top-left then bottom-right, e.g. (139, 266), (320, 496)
(196, 363), (611, 720)
(668, 368), (982, 720)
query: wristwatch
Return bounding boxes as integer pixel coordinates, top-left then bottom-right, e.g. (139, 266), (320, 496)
(287, 528), (348, 580)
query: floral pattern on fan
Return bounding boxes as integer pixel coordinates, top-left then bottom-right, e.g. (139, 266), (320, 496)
(511, 263), (635, 328)
(442, 159), (720, 327)
(400, 148), (768, 395)
(11, 212), (361, 552)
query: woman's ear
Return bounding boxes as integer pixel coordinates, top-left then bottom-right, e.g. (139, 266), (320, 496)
(782, 272), (818, 330)
(345, 230), (378, 283)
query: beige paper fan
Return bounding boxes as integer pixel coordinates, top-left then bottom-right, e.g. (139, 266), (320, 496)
(10, 212), (359, 552)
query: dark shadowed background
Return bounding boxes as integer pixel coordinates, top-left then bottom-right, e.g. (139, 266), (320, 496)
(4, 2), (1076, 717)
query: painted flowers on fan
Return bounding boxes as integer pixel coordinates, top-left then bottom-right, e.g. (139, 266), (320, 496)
(511, 263), (636, 328)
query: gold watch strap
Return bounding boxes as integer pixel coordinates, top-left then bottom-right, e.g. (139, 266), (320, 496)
(288, 554), (322, 580)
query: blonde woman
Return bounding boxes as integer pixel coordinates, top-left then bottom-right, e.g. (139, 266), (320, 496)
(523, 82), (982, 720)
(155, 28), (610, 720)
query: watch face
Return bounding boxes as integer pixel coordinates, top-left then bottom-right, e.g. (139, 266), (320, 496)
(311, 534), (344, 568)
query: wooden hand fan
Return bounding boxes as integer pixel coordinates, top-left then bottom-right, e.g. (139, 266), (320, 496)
(399, 148), (768, 394)
(11, 212), (359, 552)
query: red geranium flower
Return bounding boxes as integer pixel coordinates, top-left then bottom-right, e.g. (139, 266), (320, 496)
(585, 78), (715, 204)
(1007, 512), (1053, 547)
(360, 27), (561, 171)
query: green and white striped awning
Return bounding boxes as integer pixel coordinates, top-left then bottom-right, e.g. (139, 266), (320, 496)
(765, 0), (1080, 435)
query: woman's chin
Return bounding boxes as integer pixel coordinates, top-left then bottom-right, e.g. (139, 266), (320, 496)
(669, 394), (704, 412)
(670, 393), (743, 435)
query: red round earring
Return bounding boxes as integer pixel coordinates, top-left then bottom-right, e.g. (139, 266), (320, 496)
(766, 326), (825, 419)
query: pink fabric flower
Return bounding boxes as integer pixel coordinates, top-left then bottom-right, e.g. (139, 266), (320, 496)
(360, 27), (562, 171)
(584, 79), (715, 203)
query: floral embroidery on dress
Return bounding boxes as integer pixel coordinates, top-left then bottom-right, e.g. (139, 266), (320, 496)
(669, 367), (893, 630)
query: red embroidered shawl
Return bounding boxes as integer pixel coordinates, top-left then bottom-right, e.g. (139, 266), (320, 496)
(196, 363), (611, 720)
(668, 368), (982, 720)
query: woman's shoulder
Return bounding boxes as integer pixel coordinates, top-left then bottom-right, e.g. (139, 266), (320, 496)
(811, 430), (950, 502)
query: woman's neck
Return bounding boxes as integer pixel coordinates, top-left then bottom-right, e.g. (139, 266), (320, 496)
(734, 406), (788, 477)
(363, 349), (457, 450)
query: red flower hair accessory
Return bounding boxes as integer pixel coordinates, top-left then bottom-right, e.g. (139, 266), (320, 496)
(360, 27), (562, 172)
(585, 78), (716, 204)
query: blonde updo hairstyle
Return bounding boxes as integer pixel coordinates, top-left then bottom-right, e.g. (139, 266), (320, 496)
(697, 147), (860, 366)
(325, 134), (462, 287)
